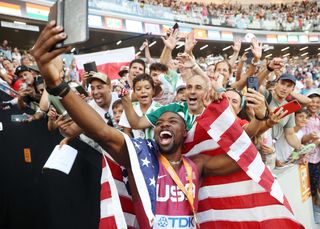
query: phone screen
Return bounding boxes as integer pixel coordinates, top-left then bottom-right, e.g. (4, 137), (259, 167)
(11, 114), (29, 122)
(75, 85), (88, 96)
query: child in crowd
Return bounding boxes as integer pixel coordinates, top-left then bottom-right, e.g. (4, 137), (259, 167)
(112, 99), (123, 125)
(119, 73), (161, 139)
(275, 108), (309, 165)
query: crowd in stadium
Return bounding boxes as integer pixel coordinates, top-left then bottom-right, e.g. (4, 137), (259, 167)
(1, 18), (320, 227)
(121, 0), (320, 31)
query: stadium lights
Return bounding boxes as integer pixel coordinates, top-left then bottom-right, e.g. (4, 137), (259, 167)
(207, 54), (213, 58)
(70, 48), (76, 53)
(317, 53), (320, 56)
(265, 53), (273, 58)
(301, 52), (308, 57)
(264, 47), (272, 52)
(282, 53), (290, 57)
(305, 56), (309, 60)
(318, 47), (320, 50)
(222, 45), (231, 51)
(228, 55), (233, 59)
(116, 40), (122, 45)
(200, 44), (208, 50)
(14, 21), (26, 25)
(244, 47), (251, 52)
(281, 47), (289, 52)
(149, 41), (157, 48)
(299, 46), (308, 51)
(135, 51), (141, 56)
(176, 44), (184, 49)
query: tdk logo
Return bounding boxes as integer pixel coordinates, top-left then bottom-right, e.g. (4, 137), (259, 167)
(157, 216), (194, 228)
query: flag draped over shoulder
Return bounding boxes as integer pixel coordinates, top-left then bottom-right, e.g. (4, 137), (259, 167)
(184, 97), (304, 229)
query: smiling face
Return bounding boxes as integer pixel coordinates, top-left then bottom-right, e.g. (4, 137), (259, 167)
(295, 111), (308, 128)
(90, 79), (112, 110)
(134, 79), (154, 106)
(19, 70), (34, 85)
(274, 80), (295, 100)
(186, 75), (207, 115)
(154, 112), (187, 155)
(226, 90), (242, 115)
(129, 62), (145, 83)
(307, 95), (320, 115)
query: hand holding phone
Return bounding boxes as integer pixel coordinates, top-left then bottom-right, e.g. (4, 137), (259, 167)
(273, 100), (301, 118)
(11, 114), (30, 122)
(75, 85), (88, 97)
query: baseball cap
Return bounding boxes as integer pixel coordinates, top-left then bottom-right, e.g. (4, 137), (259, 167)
(175, 82), (186, 94)
(306, 89), (320, 97)
(87, 72), (110, 85)
(277, 73), (296, 85)
(15, 65), (30, 76)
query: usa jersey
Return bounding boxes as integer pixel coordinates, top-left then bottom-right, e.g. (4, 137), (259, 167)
(154, 157), (199, 229)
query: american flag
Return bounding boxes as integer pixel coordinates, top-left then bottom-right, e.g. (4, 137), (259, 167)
(99, 135), (159, 229)
(184, 97), (304, 228)
(99, 98), (303, 228)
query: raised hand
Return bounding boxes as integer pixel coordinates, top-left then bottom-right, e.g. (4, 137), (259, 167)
(250, 38), (262, 60)
(176, 52), (196, 68)
(161, 28), (180, 50)
(267, 57), (285, 71)
(232, 38), (241, 54)
(246, 88), (267, 119)
(30, 21), (71, 88)
(184, 32), (197, 54)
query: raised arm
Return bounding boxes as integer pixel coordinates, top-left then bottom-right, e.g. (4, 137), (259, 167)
(120, 93), (151, 129)
(30, 21), (130, 168)
(228, 38), (241, 67)
(143, 39), (155, 64)
(159, 29), (179, 65)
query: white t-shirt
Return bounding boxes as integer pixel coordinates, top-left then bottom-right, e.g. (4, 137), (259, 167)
(275, 130), (304, 163)
(119, 100), (162, 139)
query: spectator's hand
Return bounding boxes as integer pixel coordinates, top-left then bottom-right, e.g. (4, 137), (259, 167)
(306, 132), (319, 142)
(260, 144), (274, 154)
(268, 107), (288, 126)
(240, 52), (248, 63)
(203, 75), (225, 106)
(267, 58), (284, 71)
(142, 39), (149, 49)
(246, 88), (267, 119)
(161, 28), (180, 50)
(59, 137), (70, 148)
(176, 52), (196, 68)
(56, 115), (74, 137)
(232, 38), (241, 54)
(297, 154), (309, 165)
(19, 87), (34, 97)
(250, 38), (262, 60)
(47, 107), (58, 121)
(184, 32), (197, 54)
(30, 21), (72, 88)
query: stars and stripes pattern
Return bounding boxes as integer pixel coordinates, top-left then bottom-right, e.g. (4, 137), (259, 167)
(184, 97), (304, 228)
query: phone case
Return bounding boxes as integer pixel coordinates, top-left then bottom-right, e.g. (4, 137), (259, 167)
(247, 76), (259, 91)
(274, 100), (301, 117)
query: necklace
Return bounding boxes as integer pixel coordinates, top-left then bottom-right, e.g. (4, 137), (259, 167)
(168, 158), (182, 165)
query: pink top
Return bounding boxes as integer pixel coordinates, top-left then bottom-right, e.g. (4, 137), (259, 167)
(302, 114), (320, 163)
(154, 157), (199, 228)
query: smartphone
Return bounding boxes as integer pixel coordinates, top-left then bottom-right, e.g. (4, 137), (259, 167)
(274, 100), (301, 117)
(11, 114), (29, 122)
(75, 85), (88, 97)
(246, 51), (253, 65)
(49, 94), (66, 115)
(48, 0), (89, 48)
(247, 76), (259, 91)
(173, 23), (179, 31)
(83, 61), (97, 73)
